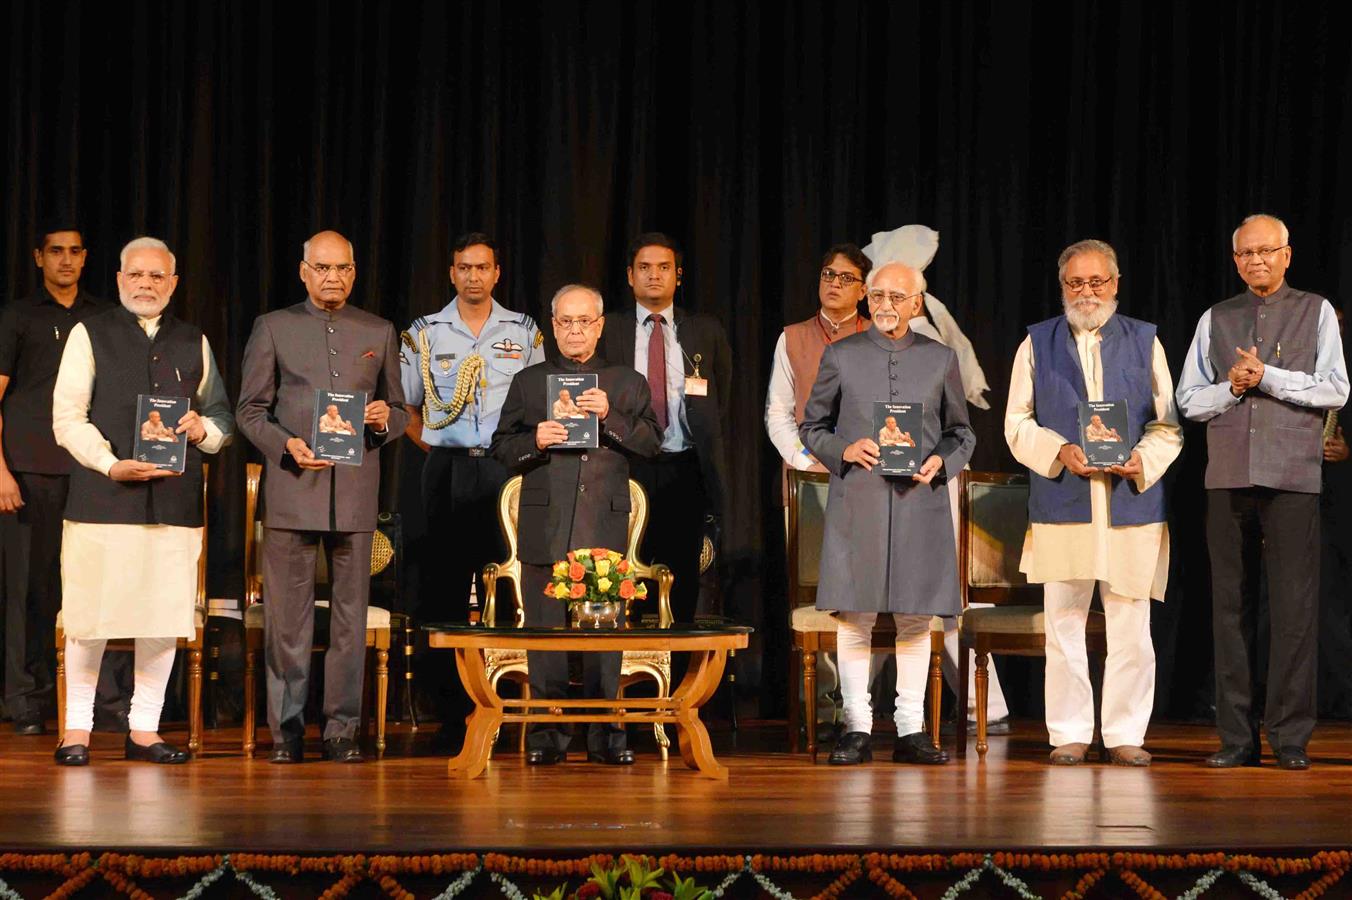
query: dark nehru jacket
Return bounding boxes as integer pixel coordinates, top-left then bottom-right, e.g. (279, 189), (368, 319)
(64, 306), (204, 526)
(1205, 285), (1325, 493)
(490, 352), (663, 565)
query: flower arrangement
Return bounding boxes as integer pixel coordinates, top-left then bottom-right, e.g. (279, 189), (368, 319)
(545, 548), (648, 606)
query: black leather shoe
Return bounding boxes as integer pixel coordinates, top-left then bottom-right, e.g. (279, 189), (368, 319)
(269, 740), (303, 764)
(827, 731), (873, 765)
(321, 738), (364, 763)
(525, 747), (566, 766)
(1206, 744), (1260, 768)
(893, 731), (950, 765)
(587, 748), (636, 765)
(14, 718), (46, 736)
(125, 737), (189, 764)
(54, 744), (89, 766)
(1276, 746), (1311, 770)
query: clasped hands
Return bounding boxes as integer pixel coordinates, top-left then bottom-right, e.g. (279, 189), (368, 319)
(536, 388), (609, 450)
(1228, 345), (1265, 397)
(842, 438), (944, 484)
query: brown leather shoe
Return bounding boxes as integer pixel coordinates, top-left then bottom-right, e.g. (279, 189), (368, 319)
(1107, 745), (1152, 766)
(1049, 742), (1090, 765)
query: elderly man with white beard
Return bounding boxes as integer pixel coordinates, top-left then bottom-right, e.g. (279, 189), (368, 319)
(50, 236), (233, 765)
(801, 262), (975, 766)
(1003, 239), (1182, 766)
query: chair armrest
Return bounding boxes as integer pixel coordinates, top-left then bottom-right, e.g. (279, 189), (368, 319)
(654, 564), (674, 628)
(483, 563), (500, 627)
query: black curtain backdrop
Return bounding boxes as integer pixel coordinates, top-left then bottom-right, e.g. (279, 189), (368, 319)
(5, 0), (1352, 719)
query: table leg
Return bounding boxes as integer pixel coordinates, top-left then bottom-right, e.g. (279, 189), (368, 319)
(446, 647), (502, 779)
(673, 649), (729, 780)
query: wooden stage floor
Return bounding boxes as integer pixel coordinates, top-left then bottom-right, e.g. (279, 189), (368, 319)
(2, 719), (1350, 854)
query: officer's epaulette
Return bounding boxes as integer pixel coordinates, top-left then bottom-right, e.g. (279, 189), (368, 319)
(410, 315), (431, 333)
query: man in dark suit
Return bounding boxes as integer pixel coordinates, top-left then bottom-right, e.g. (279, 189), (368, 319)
(236, 230), (408, 764)
(599, 233), (731, 627)
(491, 283), (662, 765)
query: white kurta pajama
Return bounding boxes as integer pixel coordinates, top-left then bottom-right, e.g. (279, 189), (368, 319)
(52, 314), (231, 731)
(1004, 323), (1182, 748)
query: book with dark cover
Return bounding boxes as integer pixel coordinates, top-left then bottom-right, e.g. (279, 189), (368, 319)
(133, 394), (190, 473)
(311, 389), (367, 466)
(1079, 399), (1130, 467)
(874, 401), (923, 476)
(547, 373), (599, 449)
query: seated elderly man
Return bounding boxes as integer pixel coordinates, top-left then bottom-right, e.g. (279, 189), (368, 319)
(490, 284), (662, 765)
(800, 261), (976, 765)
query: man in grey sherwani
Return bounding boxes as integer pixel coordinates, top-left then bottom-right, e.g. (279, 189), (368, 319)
(800, 261), (976, 766)
(236, 230), (408, 764)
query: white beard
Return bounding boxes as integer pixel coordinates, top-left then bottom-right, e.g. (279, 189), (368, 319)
(120, 294), (170, 318)
(1062, 296), (1118, 332)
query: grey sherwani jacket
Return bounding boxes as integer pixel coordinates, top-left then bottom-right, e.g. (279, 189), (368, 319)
(236, 300), (409, 532)
(800, 328), (976, 614)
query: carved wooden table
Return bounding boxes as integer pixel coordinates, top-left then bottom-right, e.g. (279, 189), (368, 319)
(423, 624), (751, 780)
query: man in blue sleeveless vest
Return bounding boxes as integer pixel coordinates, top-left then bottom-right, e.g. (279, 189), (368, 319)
(1177, 214), (1349, 770)
(1005, 239), (1182, 766)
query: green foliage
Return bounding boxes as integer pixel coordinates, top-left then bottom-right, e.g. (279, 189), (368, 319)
(532, 884), (569, 900)
(668, 872), (713, 900)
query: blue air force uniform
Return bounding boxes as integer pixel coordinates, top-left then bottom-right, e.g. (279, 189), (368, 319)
(399, 297), (542, 739)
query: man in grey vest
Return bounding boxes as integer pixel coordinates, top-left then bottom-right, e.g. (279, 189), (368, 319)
(237, 231), (408, 764)
(1005, 239), (1182, 766)
(1177, 213), (1349, 770)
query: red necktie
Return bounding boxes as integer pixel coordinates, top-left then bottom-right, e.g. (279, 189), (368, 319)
(646, 313), (668, 430)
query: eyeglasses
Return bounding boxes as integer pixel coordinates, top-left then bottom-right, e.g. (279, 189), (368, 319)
(1062, 277), (1116, 294)
(867, 289), (923, 306)
(820, 268), (864, 287)
(1233, 245), (1288, 261)
(123, 271), (171, 286)
(304, 261), (356, 278)
(554, 316), (601, 331)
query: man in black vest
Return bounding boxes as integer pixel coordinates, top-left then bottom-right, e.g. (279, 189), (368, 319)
(51, 236), (234, 765)
(0, 224), (114, 736)
(1177, 213), (1350, 769)
(599, 233), (731, 631)
(491, 284), (662, 765)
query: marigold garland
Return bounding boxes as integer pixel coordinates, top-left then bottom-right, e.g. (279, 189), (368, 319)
(2, 848), (1352, 899)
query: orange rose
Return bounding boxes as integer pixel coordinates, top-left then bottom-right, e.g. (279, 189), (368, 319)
(568, 562), (585, 581)
(619, 580), (635, 600)
(569, 582), (587, 600)
(616, 559), (629, 574)
(543, 582), (555, 596)
(592, 548), (610, 560)
(566, 551), (576, 562)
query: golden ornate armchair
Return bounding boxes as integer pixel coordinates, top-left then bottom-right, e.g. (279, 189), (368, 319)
(480, 475), (675, 758)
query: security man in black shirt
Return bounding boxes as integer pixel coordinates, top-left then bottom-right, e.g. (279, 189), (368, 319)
(0, 225), (113, 734)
